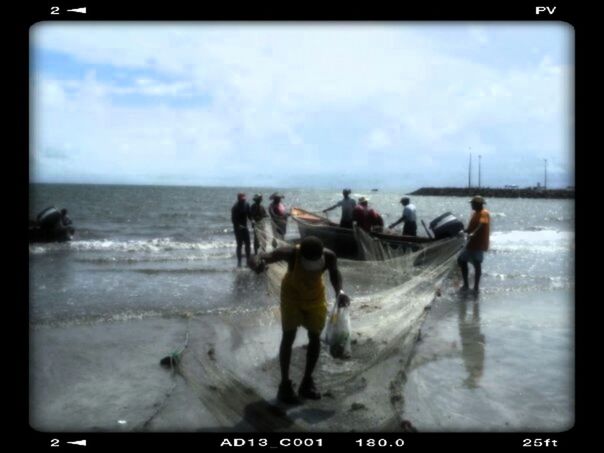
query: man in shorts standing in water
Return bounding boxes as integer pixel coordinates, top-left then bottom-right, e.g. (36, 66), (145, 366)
(458, 195), (490, 294)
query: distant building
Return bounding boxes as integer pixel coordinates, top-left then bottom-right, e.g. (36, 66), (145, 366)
(504, 185), (519, 189)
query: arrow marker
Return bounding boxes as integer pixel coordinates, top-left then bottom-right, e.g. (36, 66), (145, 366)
(66, 7), (87, 14)
(67, 440), (87, 446)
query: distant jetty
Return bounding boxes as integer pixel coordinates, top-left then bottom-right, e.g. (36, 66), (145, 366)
(409, 187), (574, 199)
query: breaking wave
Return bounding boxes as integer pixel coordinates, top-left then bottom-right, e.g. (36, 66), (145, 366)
(30, 238), (235, 255)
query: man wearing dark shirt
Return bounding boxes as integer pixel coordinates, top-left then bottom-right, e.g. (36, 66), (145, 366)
(231, 193), (251, 267)
(322, 188), (356, 228)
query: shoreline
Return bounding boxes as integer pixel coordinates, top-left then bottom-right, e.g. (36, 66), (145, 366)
(409, 187), (574, 199)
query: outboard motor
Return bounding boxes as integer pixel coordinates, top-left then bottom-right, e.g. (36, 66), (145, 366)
(36, 206), (62, 228)
(31, 206), (74, 243)
(429, 212), (464, 239)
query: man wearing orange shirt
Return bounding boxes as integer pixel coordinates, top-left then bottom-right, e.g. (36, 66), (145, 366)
(458, 195), (490, 294)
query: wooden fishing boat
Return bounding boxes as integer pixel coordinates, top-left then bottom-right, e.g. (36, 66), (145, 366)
(290, 207), (463, 260)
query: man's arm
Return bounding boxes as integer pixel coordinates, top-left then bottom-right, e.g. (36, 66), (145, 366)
(464, 223), (483, 250)
(231, 205), (237, 227)
(325, 250), (350, 307)
(466, 211), (489, 237)
(249, 246), (294, 273)
(322, 201), (341, 213)
(466, 212), (489, 237)
(388, 216), (404, 229)
(249, 206), (256, 227)
(259, 246), (293, 264)
(466, 223), (483, 237)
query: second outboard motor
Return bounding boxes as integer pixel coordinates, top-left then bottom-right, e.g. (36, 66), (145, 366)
(430, 212), (464, 239)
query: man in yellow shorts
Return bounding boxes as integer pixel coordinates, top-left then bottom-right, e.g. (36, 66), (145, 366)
(250, 236), (350, 404)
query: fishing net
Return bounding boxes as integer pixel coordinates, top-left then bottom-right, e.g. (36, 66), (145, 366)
(171, 217), (463, 432)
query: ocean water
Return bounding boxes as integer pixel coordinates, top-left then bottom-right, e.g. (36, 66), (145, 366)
(29, 183), (574, 432)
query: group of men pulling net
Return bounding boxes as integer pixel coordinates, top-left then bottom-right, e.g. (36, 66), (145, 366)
(165, 217), (463, 432)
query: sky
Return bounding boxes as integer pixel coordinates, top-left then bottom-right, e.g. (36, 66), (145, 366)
(30, 22), (574, 189)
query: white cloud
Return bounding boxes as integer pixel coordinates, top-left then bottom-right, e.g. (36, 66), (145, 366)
(367, 129), (392, 150)
(31, 23), (573, 187)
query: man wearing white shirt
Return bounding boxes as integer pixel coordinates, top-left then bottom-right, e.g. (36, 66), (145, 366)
(388, 197), (417, 236)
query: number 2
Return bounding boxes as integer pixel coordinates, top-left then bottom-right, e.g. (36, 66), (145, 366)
(50, 439), (60, 447)
(50, 6), (60, 15)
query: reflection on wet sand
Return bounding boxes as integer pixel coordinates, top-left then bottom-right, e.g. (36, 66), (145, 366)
(458, 294), (485, 388)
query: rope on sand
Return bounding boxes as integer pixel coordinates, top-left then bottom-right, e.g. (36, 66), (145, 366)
(134, 321), (192, 431)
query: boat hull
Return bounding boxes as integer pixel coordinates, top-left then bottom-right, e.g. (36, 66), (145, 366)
(290, 207), (461, 261)
(296, 220), (359, 259)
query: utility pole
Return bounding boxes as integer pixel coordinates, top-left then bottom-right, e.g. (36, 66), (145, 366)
(478, 155), (482, 188)
(468, 152), (472, 188)
(544, 159), (548, 190)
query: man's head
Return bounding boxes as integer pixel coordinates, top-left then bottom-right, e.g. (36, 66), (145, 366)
(470, 195), (486, 210)
(253, 194), (263, 204)
(359, 196), (369, 207)
(299, 236), (325, 271)
(237, 193), (246, 202)
(342, 188), (351, 197)
(400, 197), (410, 206)
(270, 192), (284, 202)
